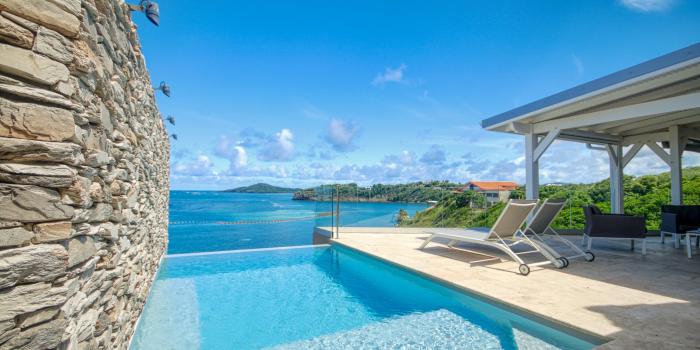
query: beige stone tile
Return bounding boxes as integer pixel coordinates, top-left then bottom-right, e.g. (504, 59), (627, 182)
(329, 229), (700, 349)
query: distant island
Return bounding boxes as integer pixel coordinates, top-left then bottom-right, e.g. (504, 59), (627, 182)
(224, 183), (301, 193)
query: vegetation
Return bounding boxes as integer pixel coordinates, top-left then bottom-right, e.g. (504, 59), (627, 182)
(224, 183), (301, 193)
(396, 209), (410, 225)
(293, 181), (462, 202)
(402, 167), (700, 230)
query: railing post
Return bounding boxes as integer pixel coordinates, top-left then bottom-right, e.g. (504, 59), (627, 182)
(335, 185), (340, 239)
(329, 186), (334, 238)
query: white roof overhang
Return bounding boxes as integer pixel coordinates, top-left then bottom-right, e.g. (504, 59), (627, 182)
(481, 43), (700, 148)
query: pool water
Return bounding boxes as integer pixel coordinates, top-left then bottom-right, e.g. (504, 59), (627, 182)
(131, 245), (600, 350)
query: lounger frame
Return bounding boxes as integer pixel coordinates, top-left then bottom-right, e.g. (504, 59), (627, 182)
(522, 199), (594, 263)
(418, 200), (563, 275)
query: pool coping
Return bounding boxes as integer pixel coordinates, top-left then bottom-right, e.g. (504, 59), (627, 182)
(331, 240), (611, 347)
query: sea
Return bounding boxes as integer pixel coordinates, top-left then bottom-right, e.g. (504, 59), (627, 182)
(168, 191), (429, 254)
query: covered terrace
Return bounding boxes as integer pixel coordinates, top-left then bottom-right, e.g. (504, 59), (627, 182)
(480, 42), (700, 213)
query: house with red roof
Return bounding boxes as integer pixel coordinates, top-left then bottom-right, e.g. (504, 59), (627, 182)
(464, 181), (519, 204)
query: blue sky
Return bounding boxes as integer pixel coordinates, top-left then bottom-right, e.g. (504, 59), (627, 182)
(132, 0), (700, 190)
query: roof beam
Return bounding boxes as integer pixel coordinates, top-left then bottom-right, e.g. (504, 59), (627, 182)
(623, 131), (670, 145)
(557, 130), (622, 145)
(533, 128), (561, 161)
(604, 109), (700, 135)
(606, 144), (619, 167)
(646, 142), (671, 166)
(622, 143), (644, 168)
(506, 122), (532, 134)
(682, 127), (700, 139)
(619, 112), (700, 136)
(532, 91), (700, 134)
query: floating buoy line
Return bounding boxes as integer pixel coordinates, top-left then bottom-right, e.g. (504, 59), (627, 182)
(169, 212), (333, 225)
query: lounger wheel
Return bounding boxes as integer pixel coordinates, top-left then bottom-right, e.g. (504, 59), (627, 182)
(584, 251), (595, 262)
(518, 264), (530, 276)
(553, 258), (565, 269)
(557, 257), (569, 268)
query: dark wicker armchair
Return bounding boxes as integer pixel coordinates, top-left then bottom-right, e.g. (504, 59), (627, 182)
(660, 205), (700, 248)
(582, 205), (647, 254)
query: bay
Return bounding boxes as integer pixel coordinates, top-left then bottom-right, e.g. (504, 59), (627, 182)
(168, 191), (428, 254)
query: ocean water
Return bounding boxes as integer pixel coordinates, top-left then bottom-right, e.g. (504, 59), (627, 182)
(131, 245), (600, 350)
(168, 191), (428, 254)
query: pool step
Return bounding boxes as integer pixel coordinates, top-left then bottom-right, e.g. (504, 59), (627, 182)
(267, 309), (559, 350)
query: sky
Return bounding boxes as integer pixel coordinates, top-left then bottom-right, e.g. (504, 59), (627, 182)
(131, 0), (700, 190)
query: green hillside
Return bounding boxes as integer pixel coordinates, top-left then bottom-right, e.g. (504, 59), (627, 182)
(402, 167), (700, 230)
(224, 183), (301, 193)
(293, 181), (461, 202)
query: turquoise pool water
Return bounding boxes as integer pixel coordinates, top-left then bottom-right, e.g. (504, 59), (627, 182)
(131, 245), (600, 350)
(168, 191), (427, 254)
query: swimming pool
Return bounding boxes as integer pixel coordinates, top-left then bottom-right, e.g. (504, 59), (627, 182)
(130, 245), (602, 349)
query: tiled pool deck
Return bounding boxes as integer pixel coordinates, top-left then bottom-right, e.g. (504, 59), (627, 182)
(318, 227), (700, 349)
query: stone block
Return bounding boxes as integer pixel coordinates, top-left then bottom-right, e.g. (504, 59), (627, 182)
(34, 221), (72, 242)
(0, 244), (68, 289)
(0, 225), (33, 247)
(34, 26), (74, 64)
(72, 203), (113, 224)
(0, 316), (66, 349)
(47, 0), (81, 17)
(83, 125), (109, 152)
(0, 43), (69, 85)
(86, 150), (111, 167)
(0, 162), (76, 188)
(18, 307), (60, 329)
(0, 136), (84, 165)
(0, 97), (75, 141)
(0, 184), (74, 223)
(0, 325), (19, 346)
(0, 75), (77, 110)
(76, 308), (98, 342)
(89, 182), (106, 203)
(0, 13), (33, 48)
(1, 11), (39, 32)
(64, 236), (96, 267)
(61, 176), (92, 208)
(0, 0), (80, 37)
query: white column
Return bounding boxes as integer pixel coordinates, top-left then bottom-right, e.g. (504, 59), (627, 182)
(669, 125), (683, 205)
(525, 132), (539, 200)
(608, 144), (624, 213)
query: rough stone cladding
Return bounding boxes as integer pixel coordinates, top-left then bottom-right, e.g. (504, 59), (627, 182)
(0, 0), (169, 348)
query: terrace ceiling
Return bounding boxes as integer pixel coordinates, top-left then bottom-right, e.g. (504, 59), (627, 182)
(481, 42), (700, 207)
(481, 43), (700, 149)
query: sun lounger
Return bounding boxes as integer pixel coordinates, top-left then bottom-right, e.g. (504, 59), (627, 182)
(418, 199), (564, 275)
(522, 199), (595, 267)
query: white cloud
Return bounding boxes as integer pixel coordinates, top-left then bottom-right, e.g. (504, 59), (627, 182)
(372, 64), (407, 85)
(620, 0), (673, 12)
(172, 154), (216, 176)
(324, 118), (361, 152)
(258, 128), (296, 161)
(571, 54), (584, 75)
(214, 136), (248, 171)
(419, 145), (447, 165)
(383, 150), (416, 167)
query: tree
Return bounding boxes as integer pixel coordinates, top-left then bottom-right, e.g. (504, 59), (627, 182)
(396, 209), (410, 225)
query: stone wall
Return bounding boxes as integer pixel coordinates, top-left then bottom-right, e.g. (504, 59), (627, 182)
(0, 0), (169, 349)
